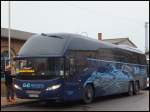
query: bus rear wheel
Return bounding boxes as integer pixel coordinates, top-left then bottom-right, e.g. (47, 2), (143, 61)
(134, 81), (140, 95)
(128, 82), (134, 96)
(83, 85), (94, 104)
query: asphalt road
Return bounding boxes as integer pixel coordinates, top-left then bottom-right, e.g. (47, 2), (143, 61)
(1, 90), (149, 111)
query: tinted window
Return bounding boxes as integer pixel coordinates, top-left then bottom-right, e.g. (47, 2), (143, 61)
(113, 49), (127, 62)
(15, 57), (64, 79)
(98, 48), (114, 61)
(138, 54), (147, 65)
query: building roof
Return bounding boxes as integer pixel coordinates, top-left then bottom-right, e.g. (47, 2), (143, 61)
(102, 38), (137, 48)
(1, 28), (34, 40)
(17, 33), (143, 57)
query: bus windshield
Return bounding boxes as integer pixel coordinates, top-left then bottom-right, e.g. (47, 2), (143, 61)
(15, 57), (64, 79)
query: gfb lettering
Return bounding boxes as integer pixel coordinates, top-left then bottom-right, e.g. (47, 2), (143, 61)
(134, 67), (140, 74)
(23, 83), (31, 88)
(22, 83), (44, 89)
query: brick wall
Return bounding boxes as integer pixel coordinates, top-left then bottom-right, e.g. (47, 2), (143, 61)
(1, 37), (25, 55)
(1, 37), (25, 97)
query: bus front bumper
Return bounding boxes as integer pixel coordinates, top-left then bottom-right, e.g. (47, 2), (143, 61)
(15, 89), (63, 101)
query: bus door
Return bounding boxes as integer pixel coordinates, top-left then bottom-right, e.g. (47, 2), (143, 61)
(63, 57), (81, 100)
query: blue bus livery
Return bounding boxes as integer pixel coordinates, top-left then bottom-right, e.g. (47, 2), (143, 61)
(14, 33), (147, 103)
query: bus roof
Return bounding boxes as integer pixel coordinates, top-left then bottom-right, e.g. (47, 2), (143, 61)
(17, 33), (144, 57)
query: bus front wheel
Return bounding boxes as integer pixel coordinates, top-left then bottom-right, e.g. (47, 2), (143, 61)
(83, 84), (94, 104)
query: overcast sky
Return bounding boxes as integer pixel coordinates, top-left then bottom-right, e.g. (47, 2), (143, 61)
(1, 1), (149, 52)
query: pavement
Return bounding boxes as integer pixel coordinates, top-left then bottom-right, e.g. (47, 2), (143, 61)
(1, 90), (149, 111)
(1, 97), (37, 108)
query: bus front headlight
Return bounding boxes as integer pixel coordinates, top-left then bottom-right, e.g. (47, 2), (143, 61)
(46, 84), (61, 91)
(14, 84), (22, 90)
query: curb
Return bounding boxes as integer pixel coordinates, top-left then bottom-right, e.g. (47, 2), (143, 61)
(1, 100), (37, 108)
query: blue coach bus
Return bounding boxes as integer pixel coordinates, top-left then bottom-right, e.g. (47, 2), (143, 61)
(14, 33), (147, 103)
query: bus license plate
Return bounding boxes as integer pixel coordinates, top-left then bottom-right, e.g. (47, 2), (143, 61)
(29, 94), (39, 98)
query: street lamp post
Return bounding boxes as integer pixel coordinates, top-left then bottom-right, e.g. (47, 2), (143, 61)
(145, 22), (149, 53)
(8, 1), (11, 66)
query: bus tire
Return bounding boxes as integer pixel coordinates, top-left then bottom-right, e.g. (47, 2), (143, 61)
(83, 84), (94, 104)
(134, 81), (140, 95)
(128, 82), (134, 96)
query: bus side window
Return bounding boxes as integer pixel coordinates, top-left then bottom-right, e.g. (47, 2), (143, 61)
(70, 58), (76, 75)
(65, 57), (75, 77)
(65, 58), (70, 77)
